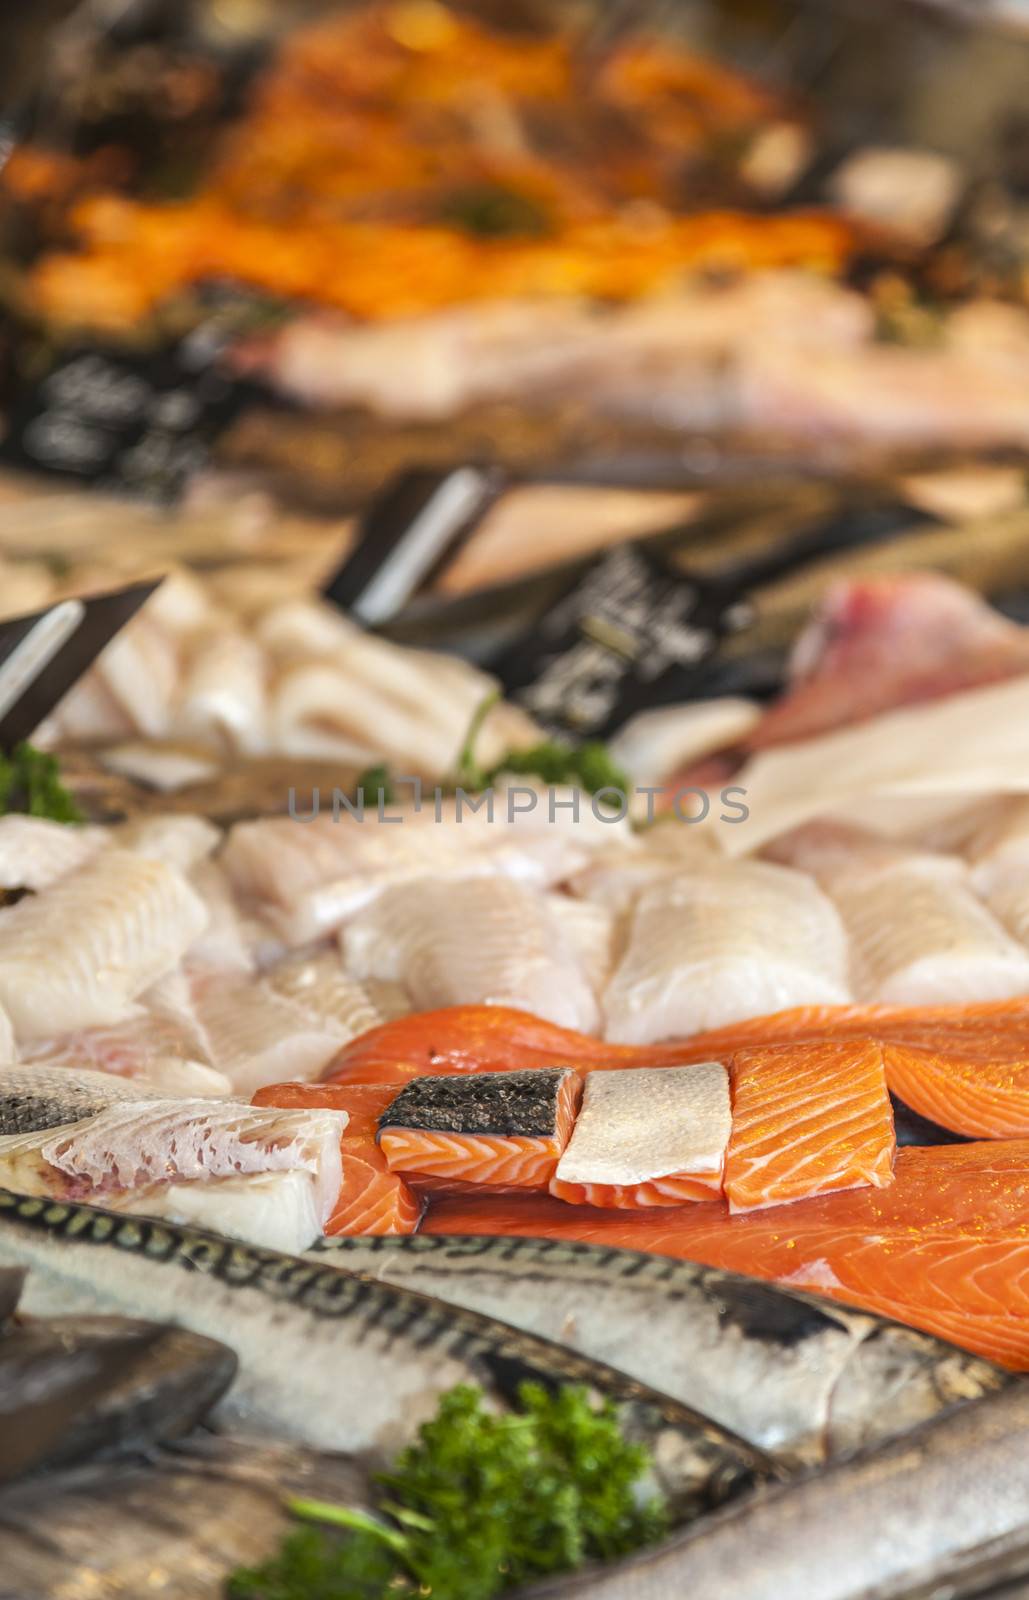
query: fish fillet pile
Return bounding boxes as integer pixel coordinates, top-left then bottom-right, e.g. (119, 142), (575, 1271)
(0, 569), (1027, 1368)
(20, 571), (539, 780)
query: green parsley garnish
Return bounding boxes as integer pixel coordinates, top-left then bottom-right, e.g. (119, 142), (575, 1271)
(0, 742), (82, 823)
(353, 763), (395, 807)
(452, 692), (629, 800)
(227, 1382), (667, 1600)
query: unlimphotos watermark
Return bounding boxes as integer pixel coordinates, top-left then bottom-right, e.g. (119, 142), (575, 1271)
(287, 779), (749, 826)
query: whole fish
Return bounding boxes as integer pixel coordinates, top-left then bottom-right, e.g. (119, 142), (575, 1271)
(309, 1234), (1008, 1467)
(522, 1384), (1029, 1600)
(0, 1190), (773, 1516)
(34, 1321), (238, 1474)
(0, 1318), (160, 1484)
(0, 1434), (370, 1600)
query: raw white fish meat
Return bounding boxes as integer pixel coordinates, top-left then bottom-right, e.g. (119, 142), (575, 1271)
(174, 630), (269, 754)
(264, 949), (410, 1043)
(609, 698), (760, 787)
(769, 822), (1029, 1004)
(603, 860), (850, 1043)
(0, 1097), (345, 1229)
(95, 615), (179, 738)
(0, 816), (107, 891)
(966, 797), (1029, 879)
(554, 1064), (731, 1190)
(186, 859), (260, 973)
(116, 1170), (324, 1252)
(544, 895), (620, 996)
(19, 1019), (230, 1097)
(115, 813), (221, 872)
(828, 855), (1029, 1005)
(222, 798), (604, 946)
(0, 849), (208, 1038)
(724, 674), (1029, 855)
(188, 971), (345, 1093)
(342, 876), (600, 1032)
(99, 740), (223, 792)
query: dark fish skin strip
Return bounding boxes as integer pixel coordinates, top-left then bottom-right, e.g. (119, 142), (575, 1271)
(0, 1319), (161, 1484)
(310, 1233), (1009, 1467)
(0, 1190), (776, 1515)
(519, 1385), (1029, 1600)
(378, 1068), (570, 1138)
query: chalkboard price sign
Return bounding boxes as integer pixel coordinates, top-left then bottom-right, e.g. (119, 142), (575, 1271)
(1, 331), (257, 501)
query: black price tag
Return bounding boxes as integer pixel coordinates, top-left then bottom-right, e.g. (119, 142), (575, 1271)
(494, 544), (748, 740)
(0, 329), (257, 501)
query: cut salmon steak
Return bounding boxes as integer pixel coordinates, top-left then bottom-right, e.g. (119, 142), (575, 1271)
(424, 1140), (1029, 1369)
(377, 1067), (582, 1191)
(252, 1081), (422, 1235)
(725, 1039), (895, 1211)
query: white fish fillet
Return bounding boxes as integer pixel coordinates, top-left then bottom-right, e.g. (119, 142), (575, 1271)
(0, 816), (107, 891)
(603, 861), (851, 1043)
(342, 876), (600, 1032)
(115, 813), (221, 872)
(265, 950), (409, 1043)
(824, 854), (1029, 1005)
(189, 972), (345, 1093)
(545, 895), (620, 996)
(966, 796), (1029, 879)
(19, 1019), (230, 1098)
(99, 740), (223, 793)
(571, 833), (716, 914)
(0, 849), (208, 1039)
(724, 675), (1029, 855)
(222, 803), (597, 946)
(0, 1097), (345, 1226)
(95, 615), (179, 738)
(977, 867), (1029, 951)
(174, 630), (269, 754)
(116, 1170), (323, 1252)
(609, 699), (760, 786)
(186, 860), (259, 973)
(555, 1064), (731, 1187)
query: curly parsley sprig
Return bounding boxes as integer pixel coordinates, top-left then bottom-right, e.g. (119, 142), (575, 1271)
(227, 1383), (667, 1600)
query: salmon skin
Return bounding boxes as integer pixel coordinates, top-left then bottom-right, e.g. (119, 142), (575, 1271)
(424, 1140), (1029, 1370)
(253, 1082), (421, 1236)
(326, 1001), (1029, 1139)
(551, 1065), (731, 1208)
(378, 1068), (582, 1190)
(310, 1233), (1008, 1470)
(725, 1040), (895, 1212)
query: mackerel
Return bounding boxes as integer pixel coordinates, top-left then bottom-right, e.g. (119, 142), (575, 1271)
(309, 1233), (1009, 1466)
(0, 1189), (772, 1514)
(523, 1385), (1029, 1600)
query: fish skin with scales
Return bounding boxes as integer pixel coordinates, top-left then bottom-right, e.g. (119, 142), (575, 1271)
(309, 1232), (1010, 1467)
(520, 1384), (1029, 1600)
(0, 1189), (772, 1517)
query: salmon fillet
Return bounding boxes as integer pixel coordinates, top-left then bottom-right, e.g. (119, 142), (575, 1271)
(252, 1082), (421, 1235)
(424, 1142), (1029, 1369)
(725, 1040), (895, 1212)
(377, 1068), (582, 1190)
(324, 999), (1029, 1139)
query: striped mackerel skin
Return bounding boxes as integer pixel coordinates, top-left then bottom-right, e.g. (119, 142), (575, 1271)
(0, 1189), (772, 1515)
